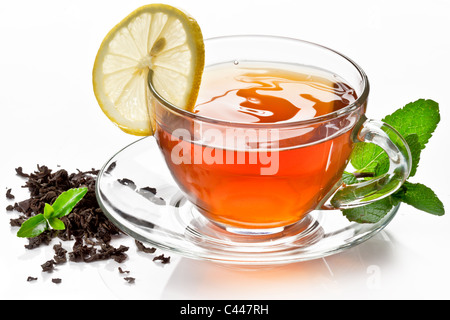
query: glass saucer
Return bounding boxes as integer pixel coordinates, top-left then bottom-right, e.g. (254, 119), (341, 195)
(95, 137), (399, 266)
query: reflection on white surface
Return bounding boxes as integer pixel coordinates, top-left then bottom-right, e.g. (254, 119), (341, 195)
(160, 231), (398, 299)
(86, 230), (400, 300)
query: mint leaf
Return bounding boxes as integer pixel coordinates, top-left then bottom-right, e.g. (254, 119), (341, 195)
(350, 99), (440, 175)
(341, 99), (444, 223)
(48, 217), (66, 231)
(395, 182), (445, 216)
(342, 171), (359, 185)
(51, 187), (88, 219)
(350, 142), (384, 173)
(375, 133), (422, 177)
(402, 134), (422, 177)
(342, 196), (399, 224)
(383, 99), (440, 149)
(17, 214), (49, 238)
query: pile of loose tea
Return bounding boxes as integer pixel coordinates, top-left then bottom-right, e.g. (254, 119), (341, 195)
(5, 165), (170, 283)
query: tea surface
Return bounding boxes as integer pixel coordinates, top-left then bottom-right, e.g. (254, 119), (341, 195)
(194, 62), (357, 123)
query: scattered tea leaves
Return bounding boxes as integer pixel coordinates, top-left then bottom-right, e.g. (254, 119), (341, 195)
(9, 165), (122, 246)
(7, 165), (171, 286)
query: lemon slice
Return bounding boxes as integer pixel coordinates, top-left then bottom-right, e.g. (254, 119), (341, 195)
(93, 4), (204, 136)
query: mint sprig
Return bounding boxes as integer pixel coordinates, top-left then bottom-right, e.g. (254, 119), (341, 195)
(17, 187), (88, 238)
(394, 182), (445, 216)
(341, 99), (445, 223)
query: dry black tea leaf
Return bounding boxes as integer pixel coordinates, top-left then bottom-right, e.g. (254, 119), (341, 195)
(124, 277), (135, 284)
(118, 267), (130, 274)
(53, 242), (67, 264)
(135, 240), (156, 254)
(41, 260), (56, 273)
(153, 254), (170, 264)
(6, 189), (15, 200)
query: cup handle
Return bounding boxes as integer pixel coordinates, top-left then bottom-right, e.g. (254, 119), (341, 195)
(329, 116), (412, 209)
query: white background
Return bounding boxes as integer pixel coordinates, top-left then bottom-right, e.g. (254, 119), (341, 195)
(1, 0), (449, 300)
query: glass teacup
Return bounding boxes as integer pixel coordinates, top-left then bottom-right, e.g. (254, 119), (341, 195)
(149, 35), (411, 235)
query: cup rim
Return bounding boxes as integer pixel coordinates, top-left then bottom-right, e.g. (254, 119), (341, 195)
(148, 34), (370, 128)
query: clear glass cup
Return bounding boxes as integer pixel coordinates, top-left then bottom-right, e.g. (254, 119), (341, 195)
(148, 35), (411, 235)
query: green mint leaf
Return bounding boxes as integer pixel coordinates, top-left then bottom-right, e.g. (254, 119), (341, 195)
(382, 99), (440, 149)
(342, 171), (359, 185)
(374, 133), (422, 177)
(350, 99), (440, 175)
(51, 187), (88, 219)
(17, 214), (49, 238)
(402, 134), (421, 177)
(350, 142), (384, 174)
(48, 217), (66, 231)
(341, 99), (442, 223)
(395, 182), (445, 216)
(43, 203), (54, 220)
(341, 196), (399, 224)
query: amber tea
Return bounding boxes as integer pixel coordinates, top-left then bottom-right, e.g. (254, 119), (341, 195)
(156, 62), (358, 231)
